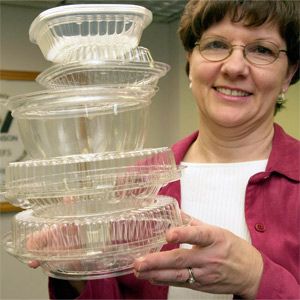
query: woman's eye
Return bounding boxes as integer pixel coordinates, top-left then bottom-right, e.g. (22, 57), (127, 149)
(248, 44), (275, 56)
(203, 40), (228, 50)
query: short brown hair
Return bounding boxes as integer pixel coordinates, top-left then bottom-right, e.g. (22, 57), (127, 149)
(179, 0), (299, 85)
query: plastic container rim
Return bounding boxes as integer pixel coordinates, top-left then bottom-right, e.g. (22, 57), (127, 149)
(29, 4), (153, 43)
(7, 147), (171, 168)
(7, 86), (157, 116)
(37, 61), (171, 78)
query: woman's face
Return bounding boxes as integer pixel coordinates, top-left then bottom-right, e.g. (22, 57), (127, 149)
(188, 16), (296, 129)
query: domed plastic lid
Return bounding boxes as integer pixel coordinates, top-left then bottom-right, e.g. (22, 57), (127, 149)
(3, 196), (182, 280)
(29, 4), (153, 63)
(7, 86), (156, 119)
(36, 48), (170, 89)
(5, 148), (181, 209)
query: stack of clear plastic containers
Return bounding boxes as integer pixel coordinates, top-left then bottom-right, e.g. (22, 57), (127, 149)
(2, 4), (182, 280)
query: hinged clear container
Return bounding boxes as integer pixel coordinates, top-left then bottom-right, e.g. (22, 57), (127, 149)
(3, 196), (182, 280)
(29, 4), (153, 63)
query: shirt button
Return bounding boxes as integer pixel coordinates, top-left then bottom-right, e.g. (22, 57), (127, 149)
(255, 223), (266, 232)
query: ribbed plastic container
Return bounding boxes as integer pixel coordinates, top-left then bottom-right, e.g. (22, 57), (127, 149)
(57, 45), (155, 64)
(3, 196), (182, 280)
(36, 56), (170, 89)
(5, 148), (181, 209)
(29, 4), (153, 63)
(6, 87), (156, 158)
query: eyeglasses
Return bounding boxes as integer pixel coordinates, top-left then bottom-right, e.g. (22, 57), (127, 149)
(195, 37), (287, 65)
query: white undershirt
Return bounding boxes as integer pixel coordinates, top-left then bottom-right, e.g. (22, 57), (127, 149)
(168, 160), (268, 300)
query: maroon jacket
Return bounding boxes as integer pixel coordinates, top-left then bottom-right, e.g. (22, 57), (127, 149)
(49, 124), (300, 299)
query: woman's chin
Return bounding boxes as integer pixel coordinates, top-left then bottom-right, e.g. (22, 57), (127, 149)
(209, 112), (251, 128)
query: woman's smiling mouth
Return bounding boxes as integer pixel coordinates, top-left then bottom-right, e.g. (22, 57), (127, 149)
(214, 87), (252, 97)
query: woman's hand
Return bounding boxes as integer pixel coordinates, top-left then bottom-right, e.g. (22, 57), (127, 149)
(133, 218), (263, 299)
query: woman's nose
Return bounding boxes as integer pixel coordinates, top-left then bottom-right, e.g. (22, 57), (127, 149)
(220, 48), (250, 78)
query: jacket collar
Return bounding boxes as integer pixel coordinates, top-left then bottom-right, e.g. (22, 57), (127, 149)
(266, 124), (299, 182)
(171, 131), (198, 165)
(171, 123), (299, 182)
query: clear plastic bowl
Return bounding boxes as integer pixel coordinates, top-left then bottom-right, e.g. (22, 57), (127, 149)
(5, 147), (180, 209)
(36, 53), (170, 89)
(3, 196), (182, 280)
(29, 4), (153, 63)
(6, 87), (156, 158)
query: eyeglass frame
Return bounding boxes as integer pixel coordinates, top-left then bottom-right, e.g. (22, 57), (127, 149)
(194, 38), (287, 65)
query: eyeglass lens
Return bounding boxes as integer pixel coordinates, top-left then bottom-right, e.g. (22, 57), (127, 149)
(197, 38), (282, 65)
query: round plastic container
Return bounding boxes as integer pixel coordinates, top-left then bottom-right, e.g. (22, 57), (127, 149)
(36, 50), (170, 89)
(3, 196), (182, 280)
(6, 87), (156, 158)
(5, 147), (180, 209)
(29, 4), (153, 63)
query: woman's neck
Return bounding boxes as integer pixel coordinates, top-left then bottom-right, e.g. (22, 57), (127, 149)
(184, 120), (274, 163)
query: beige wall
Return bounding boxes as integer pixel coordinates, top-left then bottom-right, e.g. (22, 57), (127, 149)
(1, 6), (50, 300)
(275, 83), (300, 139)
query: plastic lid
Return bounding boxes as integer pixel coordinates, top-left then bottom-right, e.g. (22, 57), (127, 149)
(36, 47), (170, 89)
(7, 86), (156, 119)
(37, 60), (170, 89)
(3, 196), (182, 280)
(5, 196), (181, 257)
(5, 148), (181, 209)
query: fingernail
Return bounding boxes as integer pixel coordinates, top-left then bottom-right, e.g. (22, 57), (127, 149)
(166, 230), (179, 243)
(133, 257), (146, 272)
(28, 261), (36, 268)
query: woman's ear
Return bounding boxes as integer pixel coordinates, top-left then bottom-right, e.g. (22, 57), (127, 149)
(282, 63), (298, 90)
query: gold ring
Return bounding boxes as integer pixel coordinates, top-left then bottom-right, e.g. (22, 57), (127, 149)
(186, 267), (196, 284)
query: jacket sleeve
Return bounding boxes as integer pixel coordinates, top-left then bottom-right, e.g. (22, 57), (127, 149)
(256, 253), (300, 299)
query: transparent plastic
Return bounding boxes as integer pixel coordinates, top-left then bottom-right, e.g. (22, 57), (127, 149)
(5, 148), (180, 209)
(29, 4), (153, 63)
(7, 86), (156, 118)
(3, 196), (182, 280)
(60, 45), (155, 64)
(36, 58), (170, 89)
(6, 87), (156, 158)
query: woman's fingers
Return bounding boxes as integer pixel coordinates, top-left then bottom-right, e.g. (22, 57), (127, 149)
(134, 223), (221, 272)
(134, 268), (190, 284)
(134, 266), (223, 290)
(166, 224), (216, 247)
(134, 247), (202, 271)
(180, 211), (204, 226)
(133, 221), (264, 298)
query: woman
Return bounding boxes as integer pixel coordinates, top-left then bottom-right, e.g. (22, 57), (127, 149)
(44, 0), (299, 298)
